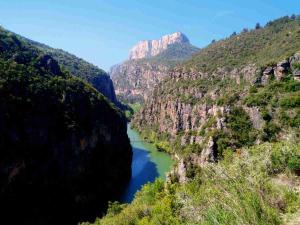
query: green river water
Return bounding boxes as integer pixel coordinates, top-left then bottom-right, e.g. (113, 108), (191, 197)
(120, 125), (173, 202)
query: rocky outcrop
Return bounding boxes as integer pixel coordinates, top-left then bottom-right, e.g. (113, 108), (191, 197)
(261, 53), (300, 83)
(129, 32), (189, 60)
(168, 137), (217, 183)
(88, 74), (118, 103)
(111, 61), (171, 103)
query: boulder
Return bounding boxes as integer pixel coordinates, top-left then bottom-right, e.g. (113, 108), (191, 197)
(293, 69), (300, 82)
(274, 60), (290, 81)
(199, 137), (216, 165)
(261, 66), (274, 84)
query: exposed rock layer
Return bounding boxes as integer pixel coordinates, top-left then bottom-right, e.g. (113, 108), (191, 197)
(129, 32), (189, 60)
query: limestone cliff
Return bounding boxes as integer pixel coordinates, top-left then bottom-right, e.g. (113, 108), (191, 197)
(111, 32), (199, 103)
(129, 32), (189, 59)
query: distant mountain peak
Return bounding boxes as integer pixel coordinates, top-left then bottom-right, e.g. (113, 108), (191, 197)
(129, 32), (190, 60)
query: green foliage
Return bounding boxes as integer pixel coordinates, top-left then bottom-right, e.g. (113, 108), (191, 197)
(183, 16), (300, 72)
(24, 37), (108, 80)
(270, 142), (300, 174)
(261, 122), (280, 142)
(151, 43), (199, 61)
(88, 141), (300, 225)
(293, 63), (300, 70)
(279, 92), (300, 108)
(226, 107), (256, 148)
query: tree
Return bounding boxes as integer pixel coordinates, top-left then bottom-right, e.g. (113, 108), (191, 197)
(242, 28), (249, 33)
(231, 31), (237, 37)
(291, 14), (296, 20)
(255, 23), (261, 30)
(211, 39), (216, 44)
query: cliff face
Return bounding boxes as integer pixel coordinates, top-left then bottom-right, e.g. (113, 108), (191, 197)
(129, 32), (189, 59)
(132, 65), (258, 145)
(111, 61), (171, 103)
(111, 32), (199, 103)
(0, 27), (132, 225)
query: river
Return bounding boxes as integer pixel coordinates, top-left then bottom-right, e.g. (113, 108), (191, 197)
(120, 125), (173, 202)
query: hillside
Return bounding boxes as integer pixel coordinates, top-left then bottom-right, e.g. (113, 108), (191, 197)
(17, 32), (118, 104)
(0, 26), (132, 225)
(184, 16), (300, 72)
(111, 32), (199, 105)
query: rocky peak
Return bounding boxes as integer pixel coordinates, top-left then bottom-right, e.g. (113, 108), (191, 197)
(129, 32), (190, 60)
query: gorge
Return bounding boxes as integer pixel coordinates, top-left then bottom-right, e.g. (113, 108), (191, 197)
(0, 10), (300, 225)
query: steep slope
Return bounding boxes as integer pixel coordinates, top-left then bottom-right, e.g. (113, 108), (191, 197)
(111, 32), (199, 104)
(0, 27), (132, 225)
(19, 34), (118, 104)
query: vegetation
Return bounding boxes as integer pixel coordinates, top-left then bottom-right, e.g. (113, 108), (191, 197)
(86, 140), (300, 225)
(183, 15), (300, 72)
(151, 42), (199, 62)
(0, 25), (131, 225)
(21, 36), (108, 80)
(124, 102), (142, 120)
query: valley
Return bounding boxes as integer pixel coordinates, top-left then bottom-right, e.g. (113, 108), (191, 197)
(0, 5), (299, 225)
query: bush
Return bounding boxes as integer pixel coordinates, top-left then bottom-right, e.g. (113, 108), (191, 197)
(280, 94), (300, 108)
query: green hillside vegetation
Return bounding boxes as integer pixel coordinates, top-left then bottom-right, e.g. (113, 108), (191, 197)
(184, 16), (300, 72)
(20, 36), (108, 79)
(86, 140), (300, 225)
(151, 42), (199, 61)
(8, 27), (119, 104)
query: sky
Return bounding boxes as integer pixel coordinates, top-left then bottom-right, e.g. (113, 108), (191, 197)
(0, 0), (299, 71)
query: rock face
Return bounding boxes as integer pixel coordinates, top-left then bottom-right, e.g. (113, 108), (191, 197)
(89, 74), (118, 103)
(132, 64), (257, 143)
(261, 53), (300, 83)
(111, 32), (199, 103)
(111, 61), (171, 103)
(129, 32), (189, 60)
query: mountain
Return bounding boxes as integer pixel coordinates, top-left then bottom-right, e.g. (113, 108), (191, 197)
(0, 26), (132, 225)
(111, 32), (199, 105)
(91, 15), (300, 225)
(129, 32), (190, 59)
(19, 35), (118, 104)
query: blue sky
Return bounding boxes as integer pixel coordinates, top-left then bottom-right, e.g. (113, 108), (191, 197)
(0, 0), (299, 71)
